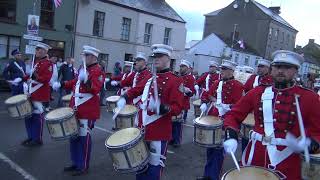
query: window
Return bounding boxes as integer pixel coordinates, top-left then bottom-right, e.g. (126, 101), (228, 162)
(0, 35), (20, 59)
(255, 57), (261, 66)
(43, 39), (65, 58)
(275, 29), (279, 40)
(230, 31), (240, 41)
(234, 53), (239, 63)
(163, 28), (172, 45)
(124, 53), (133, 62)
(144, 23), (153, 44)
(40, 0), (55, 28)
(98, 53), (109, 71)
(121, 18), (131, 41)
(244, 56), (250, 65)
(269, 28), (272, 39)
(93, 11), (105, 37)
(0, 0), (16, 22)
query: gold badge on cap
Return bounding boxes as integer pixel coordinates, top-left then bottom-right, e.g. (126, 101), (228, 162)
(281, 53), (287, 58)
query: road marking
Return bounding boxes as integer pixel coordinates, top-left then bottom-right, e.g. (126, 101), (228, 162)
(0, 152), (37, 180)
(95, 126), (175, 154)
(183, 123), (194, 128)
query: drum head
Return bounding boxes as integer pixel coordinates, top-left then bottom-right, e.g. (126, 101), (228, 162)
(114, 105), (137, 115)
(195, 116), (222, 126)
(193, 99), (201, 106)
(62, 94), (72, 101)
(223, 166), (279, 180)
(5, 94), (28, 104)
(106, 128), (140, 147)
(106, 96), (120, 102)
(45, 107), (74, 121)
(243, 113), (254, 126)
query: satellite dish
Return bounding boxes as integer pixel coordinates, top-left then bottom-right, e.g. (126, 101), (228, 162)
(245, 0), (250, 3)
(233, 3), (238, 9)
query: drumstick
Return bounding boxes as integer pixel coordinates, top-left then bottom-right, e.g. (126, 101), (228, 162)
(294, 94), (310, 165)
(112, 107), (122, 120)
(230, 151), (241, 172)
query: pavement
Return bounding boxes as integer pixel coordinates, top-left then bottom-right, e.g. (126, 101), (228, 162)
(0, 91), (241, 180)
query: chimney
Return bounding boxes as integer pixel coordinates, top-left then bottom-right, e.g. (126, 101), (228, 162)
(309, 39), (315, 44)
(269, 6), (281, 14)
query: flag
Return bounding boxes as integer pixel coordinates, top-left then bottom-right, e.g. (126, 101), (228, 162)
(53, 0), (62, 8)
(238, 40), (245, 49)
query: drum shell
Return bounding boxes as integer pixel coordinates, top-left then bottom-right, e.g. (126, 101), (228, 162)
(45, 109), (79, 141)
(5, 97), (32, 119)
(221, 166), (282, 180)
(301, 153), (320, 180)
(193, 119), (223, 148)
(106, 96), (120, 112)
(193, 100), (201, 118)
(172, 113), (183, 122)
(62, 94), (72, 107)
(105, 130), (150, 173)
(241, 123), (254, 139)
(113, 108), (137, 130)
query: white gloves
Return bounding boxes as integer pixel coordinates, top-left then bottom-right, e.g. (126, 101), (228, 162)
(194, 85), (199, 91)
(184, 87), (192, 94)
(116, 97), (126, 110)
(223, 139), (238, 154)
(286, 133), (311, 153)
(78, 69), (88, 83)
(52, 82), (61, 91)
(221, 104), (231, 111)
(200, 103), (207, 113)
(105, 78), (110, 83)
(13, 77), (22, 84)
(111, 80), (119, 86)
(148, 96), (160, 112)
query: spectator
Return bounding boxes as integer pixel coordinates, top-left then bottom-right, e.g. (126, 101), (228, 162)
(113, 61), (122, 76)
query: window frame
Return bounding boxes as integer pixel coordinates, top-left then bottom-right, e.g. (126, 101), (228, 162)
(121, 17), (131, 41)
(0, 34), (21, 59)
(163, 27), (172, 45)
(0, 0), (16, 22)
(144, 23), (153, 44)
(92, 10), (105, 37)
(40, 0), (55, 28)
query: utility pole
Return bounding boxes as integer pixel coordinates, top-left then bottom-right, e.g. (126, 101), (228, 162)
(231, 24), (238, 49)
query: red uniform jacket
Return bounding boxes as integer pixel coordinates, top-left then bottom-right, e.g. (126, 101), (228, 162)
(244, 74), (273, 93)
(181, 73), (196, 110)
(223, 85), (320, 180)
(64, 63), (104, 120)
(135, 70), (184, 141)
(126, 69), (152, 105)
(196, 72), (220, 90)
(28, 57), (53, 102)
(120, 71), (136, 88)
(202, 78), (244, 116)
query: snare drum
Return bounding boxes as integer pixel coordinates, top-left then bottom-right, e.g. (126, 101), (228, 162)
(45, 107), (79, 140)
(106, 96), (120, 112)
(172, 113), (183, 122)
(193, 116), (223, 147)
(193, 99), (201, 117)
(62, 94), (72, 107)
(301, 153), (320, 180)
(241, 113), (255, 139)
(5, 94), (32, 119)
(113, 105), (137, 130)
(105, 127), (149, 173)
(221, 166), (282, 180)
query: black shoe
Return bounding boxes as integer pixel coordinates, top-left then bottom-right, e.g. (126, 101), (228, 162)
(196, 176), (211, 180)
(112, 127), (117, 131)
(63, 165), (77, 172)
(24, 141), (43, 147)
(168, 140), (174, 145)
(71, 169), (88, 176)
(21, 139), (32, 146)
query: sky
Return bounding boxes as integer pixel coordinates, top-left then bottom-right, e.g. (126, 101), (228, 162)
(166, 0), (320, 47)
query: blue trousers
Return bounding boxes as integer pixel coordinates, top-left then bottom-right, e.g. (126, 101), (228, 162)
(136, 141), (168, 180)
(183, 110), (188, 122)
(24, 113), (44, 142)
(204, 147), (225, 180)
(242, 138), (249, 152)
(172, 122), (183, 144)
(10, 83), (24, 95)
(69, 120), (94, 171)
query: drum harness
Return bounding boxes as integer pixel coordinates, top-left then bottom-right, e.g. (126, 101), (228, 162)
(13, 61), (29, 94)
(214, 80), (231, 117)
(242, 86), (294, 172)
(253, 75), (260, 88)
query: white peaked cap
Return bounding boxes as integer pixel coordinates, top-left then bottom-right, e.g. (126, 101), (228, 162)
(151, 44), (173, 57)
(36, 42), (51, 51)
(271, 50), (304, 68)
(209, 60), (219, 67)
(82, 45), (101, 58)
(180, 59), (192, 68)
(220, 60), (237, 70)
(257, 59), (271, 67)
(135, 52), (147, 61)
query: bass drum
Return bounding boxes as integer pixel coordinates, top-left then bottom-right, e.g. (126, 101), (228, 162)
(301, 153), (320, 180)
(221, 166), (283, 180)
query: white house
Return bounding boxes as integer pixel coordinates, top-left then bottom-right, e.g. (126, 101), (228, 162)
(74, 0), (187, 72)
(183, 33), (263, 75)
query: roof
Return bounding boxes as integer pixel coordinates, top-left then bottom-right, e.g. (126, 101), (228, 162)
(303, 54), (320, 65)
(205, 8), (222, 16)
(185, 40), (200, 49)
(252, 1), (297, 31)
(215, 34), (261, 56)
(99, 0), (185, 23)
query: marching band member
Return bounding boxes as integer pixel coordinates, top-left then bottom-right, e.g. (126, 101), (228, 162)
(198, 60), (243, 180)
(194, 61), (220, 98)
(3, 49), (26, 95)
(22, 42), (53, 147)
(171, 60), (195, 147)
(244, 59), (273, 93)
(53, 45), (104, 176)
(116, 44), (184, 180)
(223, 50), (320, 180)
(110, 61), (135, 96)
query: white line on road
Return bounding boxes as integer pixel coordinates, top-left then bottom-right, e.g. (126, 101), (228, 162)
(183, 123), (194, 128)
(0, 152), (37, 180)
(95, 126), (175, 154)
